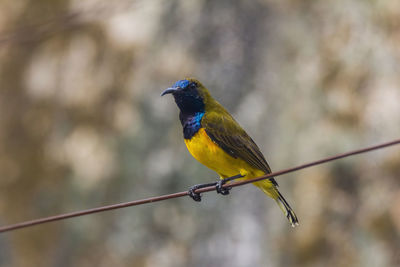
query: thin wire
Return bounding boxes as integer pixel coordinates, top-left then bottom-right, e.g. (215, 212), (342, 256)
(0, 138), (399, 233)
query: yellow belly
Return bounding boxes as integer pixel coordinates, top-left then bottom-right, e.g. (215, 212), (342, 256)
(184, 128), (276, 196)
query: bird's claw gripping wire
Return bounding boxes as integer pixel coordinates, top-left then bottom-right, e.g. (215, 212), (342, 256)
(216, 179), (231, 195)
(188, 185), (202, 201)
(188, 182), (216, 202)
(187, 174), (243, 202)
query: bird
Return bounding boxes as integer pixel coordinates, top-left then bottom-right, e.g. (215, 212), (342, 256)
(161, 78), (299, 227)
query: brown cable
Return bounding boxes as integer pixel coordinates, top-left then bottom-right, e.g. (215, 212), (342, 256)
(0, 138), (399, 233)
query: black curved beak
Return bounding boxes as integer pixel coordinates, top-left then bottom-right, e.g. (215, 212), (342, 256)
(161, 87), (179, 96)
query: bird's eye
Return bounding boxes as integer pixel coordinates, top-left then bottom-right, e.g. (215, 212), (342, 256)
(189, 82), (197, 89)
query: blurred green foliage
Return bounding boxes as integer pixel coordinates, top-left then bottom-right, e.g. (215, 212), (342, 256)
(0, 0), (399, 266)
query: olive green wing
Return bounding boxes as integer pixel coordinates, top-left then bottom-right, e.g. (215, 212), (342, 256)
(202, 111), (278, 186)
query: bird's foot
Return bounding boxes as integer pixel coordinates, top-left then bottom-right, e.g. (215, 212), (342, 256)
(187, 174), (243, 201)
(188, 182), (217, 202)
(216, 179), (231, 195)
(216, 174), (244, 195)
(188, 184), (203, 202)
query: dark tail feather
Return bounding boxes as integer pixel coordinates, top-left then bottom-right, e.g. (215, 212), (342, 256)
(256, 180), (299, 227)
(275, 191), (299, 227)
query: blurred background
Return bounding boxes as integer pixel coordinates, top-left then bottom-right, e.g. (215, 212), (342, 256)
(0, 0), (399, 266)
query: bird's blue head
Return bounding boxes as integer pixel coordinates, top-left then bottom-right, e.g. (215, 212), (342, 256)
(161, 78), (205, 115)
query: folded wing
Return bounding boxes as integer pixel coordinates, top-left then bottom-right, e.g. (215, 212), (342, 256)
(202, 110), (278, 186)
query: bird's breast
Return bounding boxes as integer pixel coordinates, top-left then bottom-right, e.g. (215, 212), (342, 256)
(184, 128), (221, 163)
(184, 128), (263, 178)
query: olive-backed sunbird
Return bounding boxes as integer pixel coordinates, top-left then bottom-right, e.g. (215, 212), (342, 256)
(161, 78), (299, 227)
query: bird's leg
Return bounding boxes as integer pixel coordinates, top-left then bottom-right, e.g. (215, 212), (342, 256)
(188, 182), (218, 202)
(188, 174), (243, 201)
(215, 174), (244, 195)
